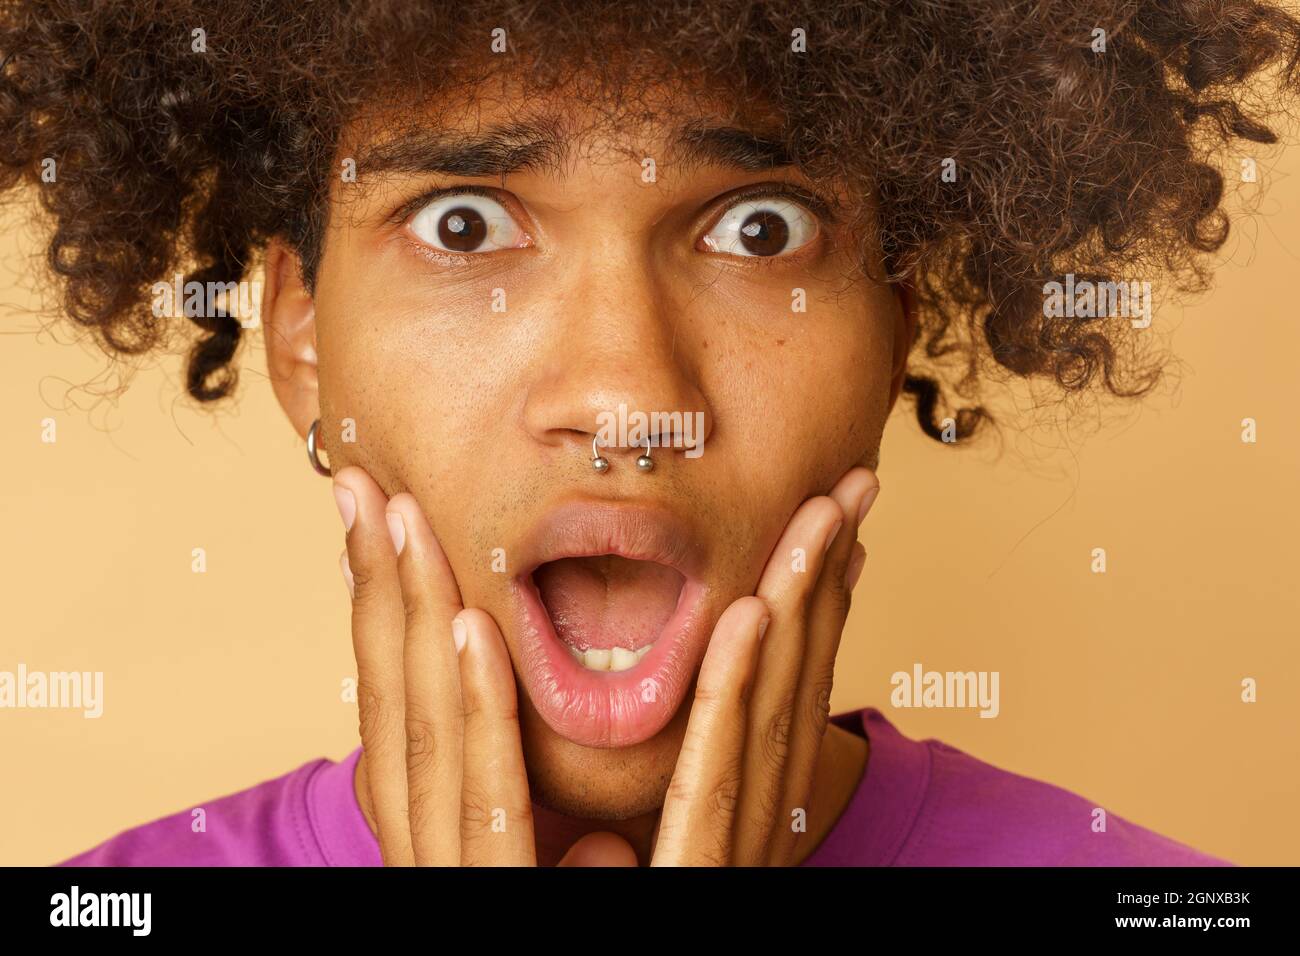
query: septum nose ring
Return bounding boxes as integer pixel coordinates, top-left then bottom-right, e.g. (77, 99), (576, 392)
(591, 436), (655, 473)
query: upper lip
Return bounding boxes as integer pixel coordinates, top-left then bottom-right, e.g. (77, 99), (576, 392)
(513, 497), (708, 583)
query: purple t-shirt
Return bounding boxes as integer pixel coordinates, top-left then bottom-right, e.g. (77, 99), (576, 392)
(59, 707), (1230, 866)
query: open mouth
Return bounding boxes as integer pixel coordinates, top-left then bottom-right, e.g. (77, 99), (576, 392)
(532, 555), (687, 672)
(508, 500), (711, 748)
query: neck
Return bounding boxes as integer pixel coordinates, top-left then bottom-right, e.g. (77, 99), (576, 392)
(355, 722), (869, 866)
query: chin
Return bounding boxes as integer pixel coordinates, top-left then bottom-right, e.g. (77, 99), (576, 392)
(519, 696), (687, 820)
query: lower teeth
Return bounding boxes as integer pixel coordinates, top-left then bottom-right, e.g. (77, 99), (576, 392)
(567, 644), (652, 672)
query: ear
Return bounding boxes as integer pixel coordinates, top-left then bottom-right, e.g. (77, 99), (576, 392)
(263, 239), (319, 440)
(885, 280), (918, 415)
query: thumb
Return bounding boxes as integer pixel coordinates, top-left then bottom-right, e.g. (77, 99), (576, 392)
(555, 831), (639, 867)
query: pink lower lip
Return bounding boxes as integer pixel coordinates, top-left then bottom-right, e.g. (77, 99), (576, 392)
(512, 571), (709, 748)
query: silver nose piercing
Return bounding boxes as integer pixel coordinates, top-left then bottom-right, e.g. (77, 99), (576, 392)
(591, 435), (610, 473)
(636, 437), (654, 473)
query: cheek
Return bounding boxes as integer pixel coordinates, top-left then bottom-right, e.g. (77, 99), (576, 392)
(318, 324), (466, 482)
(717, 290), (889, 457)
(314, 282), (521, 571)
(317, 240), (517, 458)
(696, 288), (892, 569)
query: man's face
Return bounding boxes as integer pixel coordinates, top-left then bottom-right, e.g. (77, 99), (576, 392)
(308, 74), (908, 819)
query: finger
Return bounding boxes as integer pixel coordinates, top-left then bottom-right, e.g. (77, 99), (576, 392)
(817, 468), (879, 624)
(769, 470), (880, 864)
(385, 491), (466, 866)
(556, 832), (640, 867)
(455, 607), (537, 866)
(731, 494), (845, 866)
(335, 466), (413, 866)
(845, 540), (868, 595)
(652, 596), (768, 867)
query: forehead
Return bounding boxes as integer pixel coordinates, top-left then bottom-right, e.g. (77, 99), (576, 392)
(341, 68), (794, 182)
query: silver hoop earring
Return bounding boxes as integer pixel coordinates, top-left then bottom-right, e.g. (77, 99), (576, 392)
(636, 437), (654, 473)
(307, 419), (332, 477)
(591, 435), (610, 473)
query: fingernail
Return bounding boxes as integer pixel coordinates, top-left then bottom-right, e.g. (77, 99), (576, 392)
(823, 520), (843, 555)
(340, 550), (355, 599)
(856, 484), (881, 528)
(333, 484), (356, 533)
(386, 511), (406, 556)
(757, 617), (771, 642)
(452, 616), (467, 654)
(845, 547), (867, 592)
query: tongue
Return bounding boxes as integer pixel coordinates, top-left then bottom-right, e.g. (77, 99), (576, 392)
(533, 555), (685, 651)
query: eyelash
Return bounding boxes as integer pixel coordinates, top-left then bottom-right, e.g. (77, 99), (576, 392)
(388, 182), (839, 259)
(717, 183), (839, 228)
(388, 184), (502, 227)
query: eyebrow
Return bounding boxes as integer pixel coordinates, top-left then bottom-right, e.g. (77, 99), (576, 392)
(355, 118), (568, 178)
(354, 117), (793, 178)
(671, 120), (793, 173)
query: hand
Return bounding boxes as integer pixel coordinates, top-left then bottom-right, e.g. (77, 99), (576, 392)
(649, 466), (879, 866)
(334, 465), (541, 865)
(333, 462), (876, 866)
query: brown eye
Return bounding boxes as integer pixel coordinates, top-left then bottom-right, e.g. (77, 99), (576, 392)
(701, 196), (818, 258)
(438, 206), (488, 252)
(408, 192), (527, 254)
(737, 210), (790, 256)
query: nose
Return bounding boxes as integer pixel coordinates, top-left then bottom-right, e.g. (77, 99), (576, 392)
(522, 251), (713, 468)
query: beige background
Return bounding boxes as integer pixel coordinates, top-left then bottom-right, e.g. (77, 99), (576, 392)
(1, 138), (1297, 866)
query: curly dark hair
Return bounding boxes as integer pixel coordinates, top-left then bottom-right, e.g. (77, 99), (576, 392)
(2, 0), (1298, 440)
